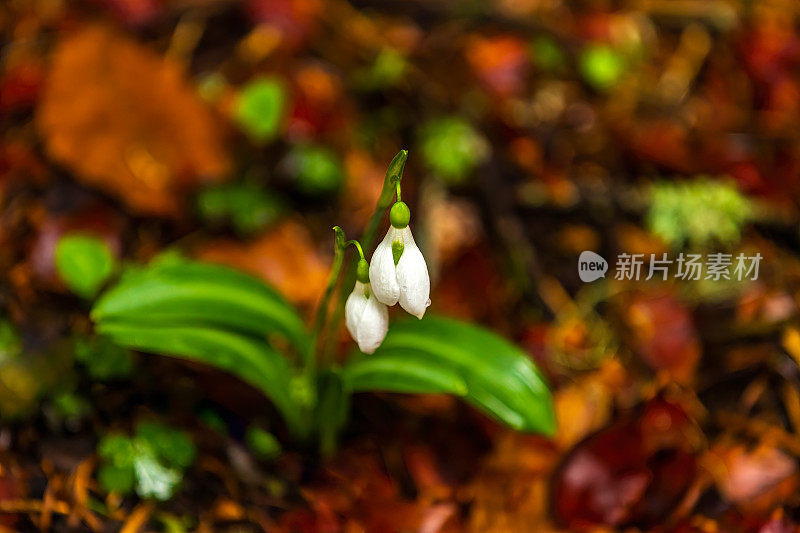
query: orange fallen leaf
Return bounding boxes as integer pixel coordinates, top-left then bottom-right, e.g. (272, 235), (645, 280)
(781, 327), (800, 367)
(195, 219), (330, 309)
(466, 432), (559, 532)
(213, 498), (245, 521)
(554, 359), (628, 450)
(465, 35), (529, 97)
(37, 25), (230, 215)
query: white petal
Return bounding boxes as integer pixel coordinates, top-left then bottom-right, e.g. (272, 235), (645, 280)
(369, 227), (400, 306)
(395, 227), (430, 319)
(345, 282), (368, 339)
(355, 289), (388, 354)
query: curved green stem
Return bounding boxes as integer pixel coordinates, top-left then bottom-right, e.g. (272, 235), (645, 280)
(308, 226), (347, 373)
(345, 240), (365, 261)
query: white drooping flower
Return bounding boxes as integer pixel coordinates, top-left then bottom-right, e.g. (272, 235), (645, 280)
(345, 281), (389, 354)
(369, 203), (430, 318)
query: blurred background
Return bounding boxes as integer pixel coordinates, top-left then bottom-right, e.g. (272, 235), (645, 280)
(3, 0), (800, 531)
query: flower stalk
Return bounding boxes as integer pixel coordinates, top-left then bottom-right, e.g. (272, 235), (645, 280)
(308, 226), (347, 372)
(363, 150), (408, 252)
(323, 150), (409, 357)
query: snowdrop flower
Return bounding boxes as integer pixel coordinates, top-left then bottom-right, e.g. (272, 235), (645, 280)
(369, 201), (431, 319)
(345, 259), (388, 354)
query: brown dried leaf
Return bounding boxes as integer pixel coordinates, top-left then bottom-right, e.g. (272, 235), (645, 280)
(467, 432), (559, 532)
(709, 444), (798, 513)
(37, 25), (230, 215)
(554, 359), (628, 450)
(280, 446), (434, 532)
(625, 293), (701, 385)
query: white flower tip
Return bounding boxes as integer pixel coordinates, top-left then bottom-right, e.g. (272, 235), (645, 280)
(395, 234), (430, 318)
(410, 297), (431, 319)
(403, 298), (431, 320)
(359, 343), (378, 354)
(346, 282), (389, 354)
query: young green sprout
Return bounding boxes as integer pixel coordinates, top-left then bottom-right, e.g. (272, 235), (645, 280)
(344, 241), (389, 353)
(369, 181), (431, 319)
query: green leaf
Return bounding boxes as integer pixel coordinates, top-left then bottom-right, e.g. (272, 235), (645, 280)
(287, 144), (344, 195)
(74, 335), (133, 380)
(97, 423), (196, 501)
(156, 513), (192, 533)
(92, 255), (309, 354)
(354, 47), (408, 89)
(96, 322), (310, 439)
(136, 421), (196, 469)
(98, 434), (136, 467)
(98, 464), (135, 495)
(341, 316), (555, 435)
(420, 117), (488, 185)
(344, 355), (467, 395)
(530, 36), (567, 73)
(245, 426), (282, 461)
(198, 408), (228, 435)
(196, 182), (284, 235)
(55, 234), (116, 298)
(133, 449), (182, 501)
(315, 370), (350, 457)
(579, 45), (626, 92)
(51, 391), (91, 420)
(235, 77), (286, 143)
(647, 178), (751, 249)
(0, 319), (21, 364)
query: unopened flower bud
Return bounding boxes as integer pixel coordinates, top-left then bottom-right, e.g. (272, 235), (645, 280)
(345, 281), (388, 353)
(389, 201), (411, 229)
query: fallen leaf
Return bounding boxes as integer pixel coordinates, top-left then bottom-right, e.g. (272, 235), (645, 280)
(467, 432), (559, 532)
(465, 35), (529, 97)
(280, 446), (431, 532)
(244, 0), (321, 50)
(195, 219), (329, 309)
(37, 25), (230, 215)
(625, 293), (701, 385)
(287, 62), (348, 140)
(554, 359), (628, 450)
(552, 398), (700, 530)
(710, 444), (798, 512)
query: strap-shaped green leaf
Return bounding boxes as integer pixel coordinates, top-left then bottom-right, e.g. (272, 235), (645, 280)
(97, 322), (310, 439)
(344, 354), (468, 395)
(315, 370), (350, 457)
(341, 316), (555, 435)
(92, 255), (309, 353)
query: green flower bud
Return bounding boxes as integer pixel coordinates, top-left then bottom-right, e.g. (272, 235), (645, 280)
(356, 258), (370, 283)
(390, 201), (411, 228)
